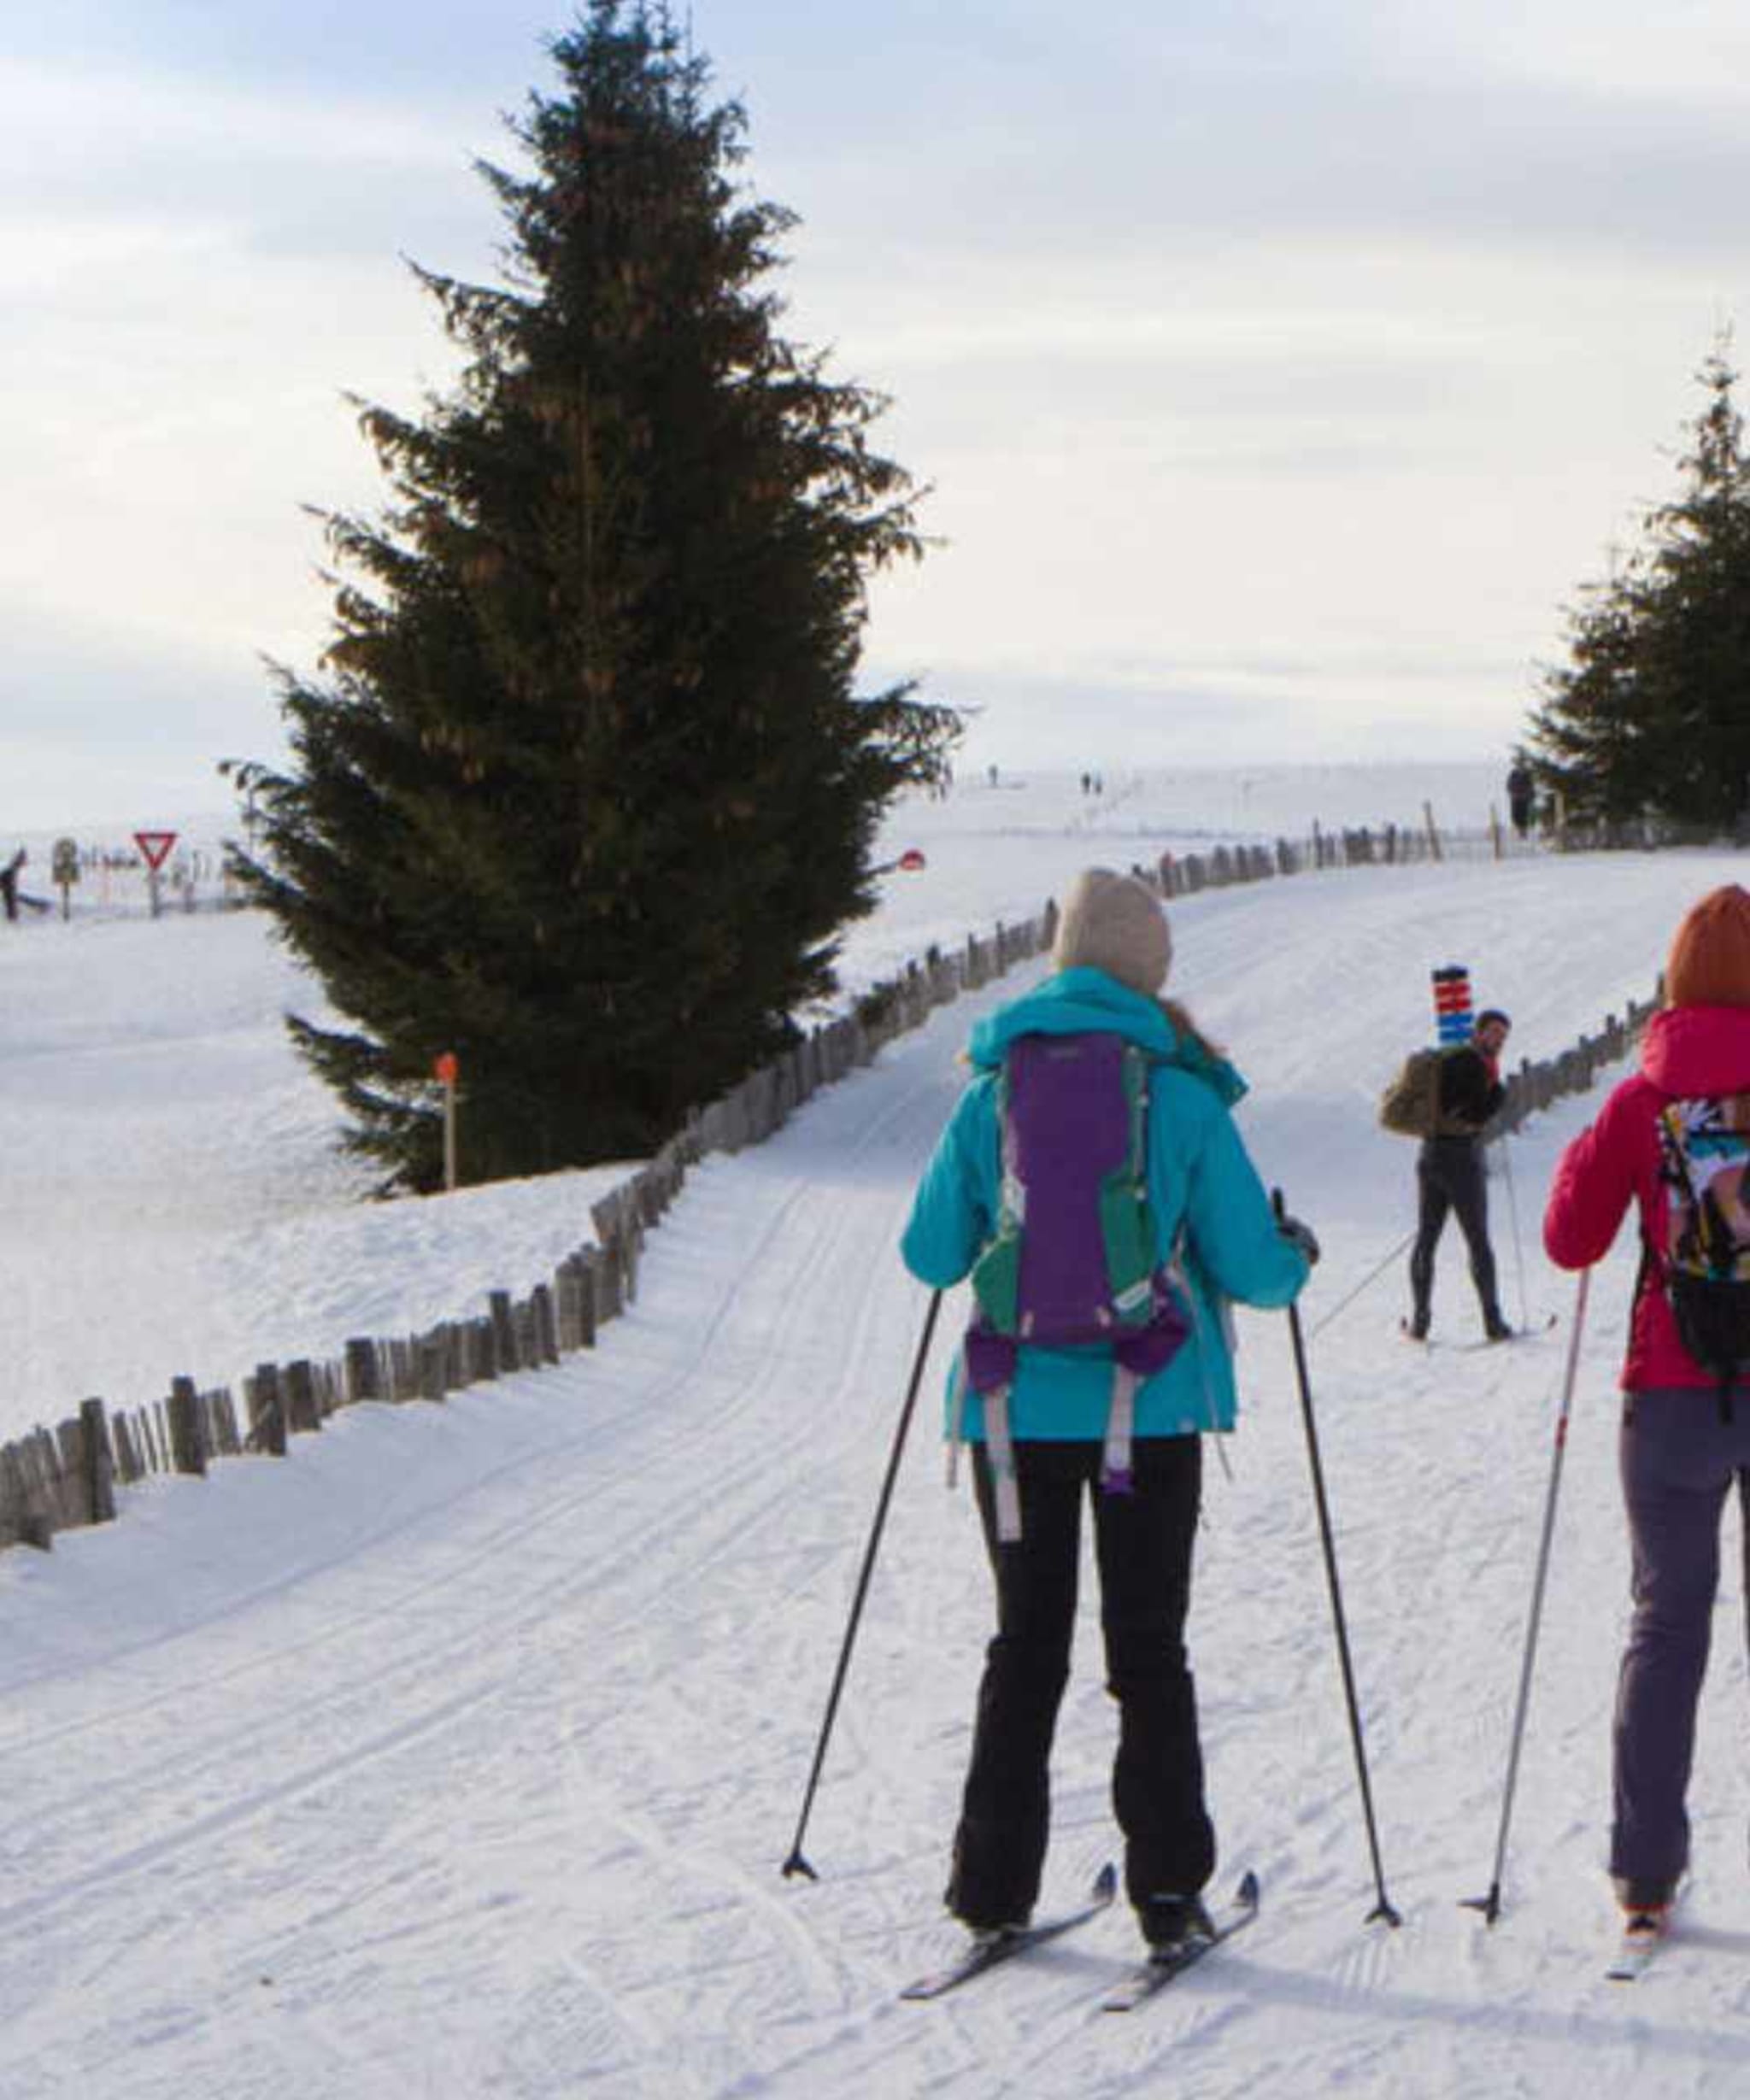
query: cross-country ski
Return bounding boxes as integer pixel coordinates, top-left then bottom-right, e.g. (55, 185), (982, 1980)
(899, 1864), (1118, 2000)
(1401, 1311), (1559, 1349)
(1101, 1870), (1261, 2011)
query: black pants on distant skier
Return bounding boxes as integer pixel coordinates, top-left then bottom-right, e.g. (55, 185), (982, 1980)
(947, 1437), (1214, 1928)
(1409, 1135), (1506, 1334)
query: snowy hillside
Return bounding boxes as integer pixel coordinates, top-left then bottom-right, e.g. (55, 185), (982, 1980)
(3, 766), (1748, 2100)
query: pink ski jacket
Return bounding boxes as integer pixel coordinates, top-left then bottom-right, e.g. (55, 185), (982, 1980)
(1544, 1005), (1750, 1390)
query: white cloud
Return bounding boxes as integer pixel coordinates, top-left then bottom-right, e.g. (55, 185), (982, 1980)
(1476, 0), (1750, 100)
(0, 55), (468, 179)
(3, 3), (1750, 822)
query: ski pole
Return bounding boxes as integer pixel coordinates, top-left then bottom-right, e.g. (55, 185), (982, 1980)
(782, 1288), (943, 1881)
(1305, 1228), (1414, 1344)
(1274, 1189), (1402, 1928)
(1463, 1264), (1591, 1925)
(1497, 1134), (1530, 1331)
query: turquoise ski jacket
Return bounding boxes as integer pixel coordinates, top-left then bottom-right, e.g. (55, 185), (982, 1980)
(901, 967), (1308, 1442)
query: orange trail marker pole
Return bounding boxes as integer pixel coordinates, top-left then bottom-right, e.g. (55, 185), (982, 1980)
(434, 1053), (460, 1191)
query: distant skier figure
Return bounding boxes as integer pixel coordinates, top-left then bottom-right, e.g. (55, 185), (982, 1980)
(1406, 1007), (1512, 1340)
(1545, 884), (1750, 1927)
(1506, 754), (1535, 839)
(901, 867), (1313, 1956)
(0, 848), (25, 924)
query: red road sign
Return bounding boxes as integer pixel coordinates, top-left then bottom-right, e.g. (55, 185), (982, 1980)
(134, 830), (179, 871)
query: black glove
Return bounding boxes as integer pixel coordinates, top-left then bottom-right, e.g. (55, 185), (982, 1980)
(1278, 1214), (1320, 1267)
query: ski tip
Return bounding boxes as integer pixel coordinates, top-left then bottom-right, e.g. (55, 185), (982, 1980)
(1236, 1868), (1260, 1908)
(1093, 1860), (1119, 1902)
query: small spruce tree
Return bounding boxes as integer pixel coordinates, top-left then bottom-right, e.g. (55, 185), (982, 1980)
(1528, 559), (1651, 825)
(230, 1), (957, 1190)
(1531, 340), (1750, 830)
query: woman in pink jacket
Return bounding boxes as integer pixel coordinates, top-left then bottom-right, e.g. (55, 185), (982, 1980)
(1544, 884), (1750, 1921)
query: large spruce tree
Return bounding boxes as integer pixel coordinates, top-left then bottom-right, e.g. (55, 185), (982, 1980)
(231, 1), (957, 1191)
(1530, 342), (1750, 830)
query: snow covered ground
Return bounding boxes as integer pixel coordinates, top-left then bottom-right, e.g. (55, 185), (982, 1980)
(4, 764), (1748, 2099)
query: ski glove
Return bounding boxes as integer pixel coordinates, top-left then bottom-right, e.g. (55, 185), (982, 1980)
(1277, 1215), (1320, 1267)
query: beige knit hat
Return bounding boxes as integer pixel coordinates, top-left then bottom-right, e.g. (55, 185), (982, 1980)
(1052, 868), (1172, 996)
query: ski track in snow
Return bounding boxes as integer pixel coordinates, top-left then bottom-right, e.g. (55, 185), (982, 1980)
(6, 767), (1750, 2096)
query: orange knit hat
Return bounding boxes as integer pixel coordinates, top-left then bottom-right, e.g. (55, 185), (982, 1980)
(1665, 885), (1750, 1008)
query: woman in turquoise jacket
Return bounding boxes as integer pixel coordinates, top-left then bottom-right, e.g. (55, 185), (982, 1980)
(901, 867), (1312, 1955)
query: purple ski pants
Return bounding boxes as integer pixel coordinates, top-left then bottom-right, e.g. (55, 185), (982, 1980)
(1612, 1386), (1750, 1884)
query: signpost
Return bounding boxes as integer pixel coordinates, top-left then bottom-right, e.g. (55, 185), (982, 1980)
(50, 838), (79, 920)
(134, 830), (179, 919)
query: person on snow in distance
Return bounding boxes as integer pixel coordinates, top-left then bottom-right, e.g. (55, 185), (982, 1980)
(1406, 1007), (1512, 1341)
(901, 866), (1314, 1955)
(1506, 753), (1536, 840)
(1545, 883), (1750, 1923)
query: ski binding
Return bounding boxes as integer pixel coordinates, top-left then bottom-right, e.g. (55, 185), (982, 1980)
(1101, 1868), (1260, 2012)
(900, 1862), (1117, 2001)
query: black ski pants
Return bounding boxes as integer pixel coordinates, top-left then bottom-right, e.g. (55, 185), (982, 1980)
(946, 1436), (1214, 1928)
(1409, 1135), (1502, 1327)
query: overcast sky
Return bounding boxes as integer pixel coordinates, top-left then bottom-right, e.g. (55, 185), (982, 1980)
(5, 0), (1750, 830)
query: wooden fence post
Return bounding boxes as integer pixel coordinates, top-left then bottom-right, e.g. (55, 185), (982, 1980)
(345, 1338), (382, 1405)
(1, 1440), (50, 1548)
(249, 1364), (287, 1456)
(531, 1284), (560, 1365)
(167, 1375), (208, 1476)
(111, 1413), (141, 1486)
(489, 1290), (521, 1373)
(555, 1258), (584, 1351)
(16, 1440), (53, 1550)
(419, 1330), (449, 1401)
(33, 1430), (70, 1534)
(79, 1398), (116, 1523)
(285, 1359), (320, 1434)
(596, 1241), (624, 1325)
(576, 1254), (600, 1347)
(51, 1418), (89, 1528)
(208, 1388), (242, 1456)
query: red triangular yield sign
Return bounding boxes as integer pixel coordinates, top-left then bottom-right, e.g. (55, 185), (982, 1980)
(134, 830), (179, 871)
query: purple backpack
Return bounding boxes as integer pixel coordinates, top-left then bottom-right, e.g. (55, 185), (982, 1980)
(964, 1032), (1189, 1528)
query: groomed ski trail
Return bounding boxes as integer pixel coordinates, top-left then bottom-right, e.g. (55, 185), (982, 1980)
(8, 848), (1750, 2098)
